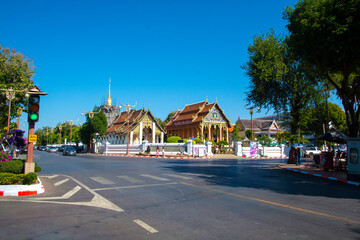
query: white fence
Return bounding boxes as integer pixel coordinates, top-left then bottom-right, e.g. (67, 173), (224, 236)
(98, 140), (213, 157)
(235, 141), (290, 158)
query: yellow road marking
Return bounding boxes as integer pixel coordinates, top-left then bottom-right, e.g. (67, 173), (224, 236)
(180, 182), (360, 225)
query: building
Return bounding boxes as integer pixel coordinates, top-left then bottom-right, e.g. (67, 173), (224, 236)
(99, 78), (121, 127)
(104, 106), (165, 145)
(165, 100), (231, 142)
(235, 117), (281, 139)
(100, 78), (165, 145)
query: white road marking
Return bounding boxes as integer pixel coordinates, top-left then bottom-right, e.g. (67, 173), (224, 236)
(93, 182), (177, 191)
(117, 175), (144, 183)
(90, 177), (115, 185)
(54, 178), (69, 186)
(35, 186), (82, 200)
(2, 175), (124, 213)
(140, 174), (170, 181)
(45, 175), (59, 179)
(163, 173), (193, 180)
(133, 219), (159, 233)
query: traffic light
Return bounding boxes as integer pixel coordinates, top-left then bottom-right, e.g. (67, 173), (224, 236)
(28, 95), (40, 123)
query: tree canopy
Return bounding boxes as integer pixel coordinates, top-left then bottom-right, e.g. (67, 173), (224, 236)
(79, 107), (107, 148)
(243, 31), (324, 135)
(284, 0), (360, 137)
(0, 45), (35, 135)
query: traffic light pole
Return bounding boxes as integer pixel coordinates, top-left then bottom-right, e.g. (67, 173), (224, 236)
(25, 122), (35, 174)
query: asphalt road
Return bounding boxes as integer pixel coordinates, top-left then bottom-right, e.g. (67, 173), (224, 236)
(1, 151), (360, 240)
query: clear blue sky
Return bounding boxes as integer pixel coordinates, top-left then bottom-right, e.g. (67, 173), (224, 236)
(2, 0), (339, 132)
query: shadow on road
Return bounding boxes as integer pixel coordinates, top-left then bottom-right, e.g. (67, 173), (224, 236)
(161, 159), (360, 200)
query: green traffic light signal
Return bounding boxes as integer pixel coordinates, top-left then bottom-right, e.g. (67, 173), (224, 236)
(28, 95), (40, 123)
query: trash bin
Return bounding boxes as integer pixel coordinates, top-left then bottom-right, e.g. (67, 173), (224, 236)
(321, 152), (334, 170)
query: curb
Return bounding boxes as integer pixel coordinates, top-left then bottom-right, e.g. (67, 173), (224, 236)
(280, 167), (360, 187)
(100, 154), (214, 159)
(0, 178), (45, 196)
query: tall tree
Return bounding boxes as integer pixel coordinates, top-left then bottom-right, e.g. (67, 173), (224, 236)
(243, 31), (324, 135)
(79, 107), (107, 150)
(304, 102), (347, 137)
(0, 45), (35, 135)
(285, 0), (360, 137)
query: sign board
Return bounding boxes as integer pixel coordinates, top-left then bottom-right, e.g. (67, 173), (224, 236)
(28, 134), (37, 143)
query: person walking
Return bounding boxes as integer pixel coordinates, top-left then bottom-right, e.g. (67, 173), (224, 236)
(156, 146), (159, 158)
(295, 147), (301, 166)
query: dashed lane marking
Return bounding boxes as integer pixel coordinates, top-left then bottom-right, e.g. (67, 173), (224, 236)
(54, 178), (69, 187)
(133, 219), (159, 233)
(117, 175), (144, 183)
(93, 182), (177, 191)
(90, 177), (115, 185)
(140, 174), (170, 181)
(163, 173), (193, 180)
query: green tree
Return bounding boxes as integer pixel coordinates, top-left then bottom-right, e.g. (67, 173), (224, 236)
(284, 0), (360, 137)
(274, 131), (291, 145)
(304, 102), (347, 137)
(243, 31), (324, 135)
(0, 45), (35, 136)
(231, 125), (243, 141)
(164, 111), (177, 125)
(245, 129), (252, 140)
(79, 107), (107, 151)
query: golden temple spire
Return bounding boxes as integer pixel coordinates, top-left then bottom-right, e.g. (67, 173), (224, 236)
(106, 78), (112, 106)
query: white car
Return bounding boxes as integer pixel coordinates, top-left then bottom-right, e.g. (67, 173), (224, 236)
(303, 147), (321, 158)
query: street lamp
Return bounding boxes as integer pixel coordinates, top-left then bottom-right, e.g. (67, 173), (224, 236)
(58, 125), (62, 145)
(247, 106), (260, 142)
(16, 107), (26, 129)
(51, 129), (53, 145)
(65, 119), (78, 145)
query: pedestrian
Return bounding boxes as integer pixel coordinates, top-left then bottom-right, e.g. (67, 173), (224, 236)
(146, 146), (150, 155)
(295, 147), (301, 166)
(162, 147), (165, 158)
(156, 146), (159, 157)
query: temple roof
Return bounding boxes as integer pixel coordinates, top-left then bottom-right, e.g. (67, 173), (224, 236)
(166, 100), (231, 130)
(106, 108), (164, 135)
(236, 118), (280, 132)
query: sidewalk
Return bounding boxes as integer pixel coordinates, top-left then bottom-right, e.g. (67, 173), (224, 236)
(279, 160), (360, 187)
(0, 178), (45, 196)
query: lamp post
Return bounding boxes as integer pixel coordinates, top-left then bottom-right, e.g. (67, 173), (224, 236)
(247, 106), (260, 142)
(16, 107), (25, 129)
(65, 119), (78, 145)
(51, 129), (53, 145)
(59, 125), (62, 145)
(0, 88), (29, 132)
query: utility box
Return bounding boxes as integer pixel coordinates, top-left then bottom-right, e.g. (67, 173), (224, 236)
(347, 138), (360, 181)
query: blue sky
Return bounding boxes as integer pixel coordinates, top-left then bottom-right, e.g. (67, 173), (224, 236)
(2, 0), (339, 132)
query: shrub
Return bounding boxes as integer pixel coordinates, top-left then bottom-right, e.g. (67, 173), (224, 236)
(194, 138), (204, 144)
(0, 159), (41, 173)
(0, 172), (37, 185)
(0, 159), (24, 174)
(167, 136), (182, 143)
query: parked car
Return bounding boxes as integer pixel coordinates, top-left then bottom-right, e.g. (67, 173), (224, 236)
(303, 147), (321, 158)
(49, 146), (59, 153)
(39, 146), (46, 151)
(63, 146), (77, 156)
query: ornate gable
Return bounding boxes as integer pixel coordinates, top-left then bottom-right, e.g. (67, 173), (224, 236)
(204, 107), (226, 123)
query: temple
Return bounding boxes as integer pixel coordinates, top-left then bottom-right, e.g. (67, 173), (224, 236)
(100, 78), (165, 145)
(235, 117), (281, 138)
(165, 100), (231, 142)
(100, 78), (121, 127)
(103, 107), (165, 145)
